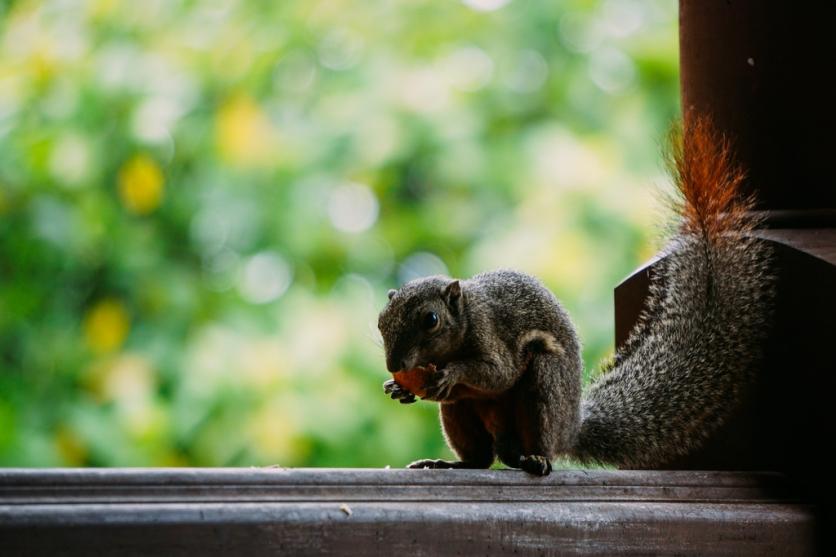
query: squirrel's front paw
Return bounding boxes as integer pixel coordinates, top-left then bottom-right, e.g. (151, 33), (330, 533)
(421, 367), (458, 402)
(383, 378), (416, 404)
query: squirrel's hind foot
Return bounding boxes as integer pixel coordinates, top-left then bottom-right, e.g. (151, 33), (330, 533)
(407, 458), (488, 470)
(519, 455), (552, 476)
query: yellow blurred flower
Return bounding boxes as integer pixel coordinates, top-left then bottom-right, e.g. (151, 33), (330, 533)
(248, 401), (309, 464)
(31, 49), (56, 84)
(83, 299), (130, 353)
(538, 230), (598, 293)
(97, 353), (153, 404)
(117, 154), (164, 215)
(240, 339), (285, 388)
(87, 0), (117, 20)
(215, 94), (277, 167)
(83, 353), (166, 448)
(54, 427), (87, 466)
(158, 452), (190, 467)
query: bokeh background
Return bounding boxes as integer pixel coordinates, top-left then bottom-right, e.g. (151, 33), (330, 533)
(0, 0), (679, 467)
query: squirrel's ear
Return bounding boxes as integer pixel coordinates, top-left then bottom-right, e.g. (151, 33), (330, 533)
(387, 289), (397, 300)
(444, 280), (461, 303)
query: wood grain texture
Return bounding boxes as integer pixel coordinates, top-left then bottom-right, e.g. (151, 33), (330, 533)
(680, 0), (836, 211)
(0, 468), (816, 556)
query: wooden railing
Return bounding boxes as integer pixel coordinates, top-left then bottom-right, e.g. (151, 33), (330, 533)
(0, 468), (817, 555)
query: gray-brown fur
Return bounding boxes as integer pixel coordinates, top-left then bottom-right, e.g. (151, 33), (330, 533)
(574, 117), (776, 467)
(575, 231), (774, 467)
(378, 270), (583, 475)
(378, 119), (774, 474)
(378, 228), (772, 473)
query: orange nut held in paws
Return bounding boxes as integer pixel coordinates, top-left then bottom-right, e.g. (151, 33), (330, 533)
(392, 364), (437, 398)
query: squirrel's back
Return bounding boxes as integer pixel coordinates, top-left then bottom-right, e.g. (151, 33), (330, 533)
(573, 118), (774, 468)
(465, 269), (580, 360)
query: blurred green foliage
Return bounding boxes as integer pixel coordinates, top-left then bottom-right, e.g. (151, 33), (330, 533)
(0, 0), (679, 467)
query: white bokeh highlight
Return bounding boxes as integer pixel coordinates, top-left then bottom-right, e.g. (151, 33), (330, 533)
(327, 182), (379, 233)
(462, 0), (511, 12)
(238, 251), (293, 304)
(397, 252), (450, 285)
(443, 46), (495, 92)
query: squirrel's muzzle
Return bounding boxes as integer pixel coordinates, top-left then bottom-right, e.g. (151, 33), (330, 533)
(385, 354), (406, 373)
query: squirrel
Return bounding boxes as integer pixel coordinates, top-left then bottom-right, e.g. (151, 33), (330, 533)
(377, 117), (774, 476)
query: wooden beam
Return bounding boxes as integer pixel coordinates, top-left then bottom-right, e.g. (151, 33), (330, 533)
(0, 468), (816, 556)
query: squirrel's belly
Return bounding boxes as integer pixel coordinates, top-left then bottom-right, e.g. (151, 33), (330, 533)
(471, 396), (514, 438)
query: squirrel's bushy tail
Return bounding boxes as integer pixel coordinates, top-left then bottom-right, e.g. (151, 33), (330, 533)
(573, 117), (774, 468)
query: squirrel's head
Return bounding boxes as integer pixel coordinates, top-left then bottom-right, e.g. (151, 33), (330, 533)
(377, 275), (466, 373)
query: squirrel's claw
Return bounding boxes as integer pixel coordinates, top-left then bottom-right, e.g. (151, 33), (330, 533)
(383, 378), (417, 404)
(421, 367), (458, 402)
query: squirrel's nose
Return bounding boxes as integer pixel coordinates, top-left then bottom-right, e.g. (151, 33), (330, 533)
(386, 355), (403, 373)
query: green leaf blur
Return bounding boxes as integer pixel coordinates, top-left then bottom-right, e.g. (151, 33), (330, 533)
(0, 0), (679, 467)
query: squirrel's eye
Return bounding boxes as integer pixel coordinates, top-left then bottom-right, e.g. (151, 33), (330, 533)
(422, 311), (439, 330)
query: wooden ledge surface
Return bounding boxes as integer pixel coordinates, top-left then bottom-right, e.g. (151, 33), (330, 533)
(0, 469), (817, 556)
(0, 468), (800, 505)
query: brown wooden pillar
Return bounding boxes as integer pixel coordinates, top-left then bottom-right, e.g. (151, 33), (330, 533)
(615, 0), (836, 477)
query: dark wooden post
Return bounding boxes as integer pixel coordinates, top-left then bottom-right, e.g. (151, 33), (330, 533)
(679, 2), (836, 212)
(614, 0), (836, 540)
